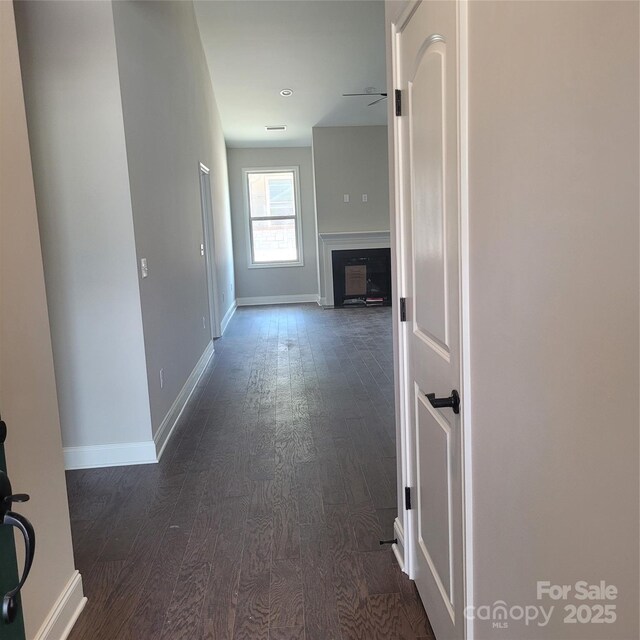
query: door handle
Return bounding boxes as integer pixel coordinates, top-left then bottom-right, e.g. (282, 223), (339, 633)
(0, 471), (36, 624)
(426, 389), (460, 414)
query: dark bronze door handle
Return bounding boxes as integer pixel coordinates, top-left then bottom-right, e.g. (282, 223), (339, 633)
(426, 389), (460, 414)
(0, 471), (36, 624)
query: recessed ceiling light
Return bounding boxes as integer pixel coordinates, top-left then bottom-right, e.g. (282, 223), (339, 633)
(280, 89), (293, 97)
(265, 125), (287, 132)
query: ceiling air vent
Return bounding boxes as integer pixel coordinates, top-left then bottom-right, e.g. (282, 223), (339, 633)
(265, 125), (287, 132)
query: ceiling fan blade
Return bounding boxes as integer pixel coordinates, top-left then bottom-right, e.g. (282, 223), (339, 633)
(368, 96), (387, 106)
(342, 92), (388, 97)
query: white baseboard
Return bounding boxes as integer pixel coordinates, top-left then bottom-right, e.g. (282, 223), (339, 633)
(236, 293), (319, 306)
(154, 340), (214, 460)
(220, 300), (237, 334)
(33, 570), (86, 640)
(393, 517), (406, 574)
(63, 440), (156, 470)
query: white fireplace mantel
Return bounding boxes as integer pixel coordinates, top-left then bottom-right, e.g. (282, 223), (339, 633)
(318, 231), (391, 307)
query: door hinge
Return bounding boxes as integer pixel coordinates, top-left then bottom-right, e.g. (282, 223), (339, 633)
(395, 89), (402, 116)
(400, 297), (407, 322)
(405, 486), (412, 510)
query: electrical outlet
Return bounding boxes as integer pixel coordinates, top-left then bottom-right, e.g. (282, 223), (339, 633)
(200, 243), (205, 256)
(159, 368), (164, 389)
(362, 194), (368, 202)
(202, 316), (206, 329)
(140, 258), (148, 278)
(343, 194), (350, 203)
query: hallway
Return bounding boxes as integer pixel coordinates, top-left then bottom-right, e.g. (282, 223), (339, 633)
(66, 304), (432, 640)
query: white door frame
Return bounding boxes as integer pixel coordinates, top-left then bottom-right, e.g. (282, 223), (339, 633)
(199, 162), (222, 339)
(388, 1), (474, 637)
(387, 0), (414, 581)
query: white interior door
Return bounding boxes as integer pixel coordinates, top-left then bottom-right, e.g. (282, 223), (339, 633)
(397, 2), (465, 639)
(199, 163), (221, 339)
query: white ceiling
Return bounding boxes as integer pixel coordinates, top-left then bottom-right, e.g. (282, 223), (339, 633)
(194, 0), (387, 148)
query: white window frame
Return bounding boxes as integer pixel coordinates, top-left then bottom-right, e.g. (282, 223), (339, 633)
(243, 166), (304, 269)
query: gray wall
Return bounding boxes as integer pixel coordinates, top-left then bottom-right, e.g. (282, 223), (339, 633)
(112, 0), (235, 434)
(15, 0), (154, 449)
(227, 147), (319, 301)
(312, 125), (390, 233)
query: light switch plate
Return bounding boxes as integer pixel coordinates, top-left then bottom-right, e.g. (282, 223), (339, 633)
(343, 194), (350, 203)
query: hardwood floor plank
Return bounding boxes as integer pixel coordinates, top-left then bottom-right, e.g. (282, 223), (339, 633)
(215, 494), (250, 532)
(169, 469), (209, 529)
(269, 626), (306, 640)
(159, 559), (211, 640)
(199, 526), (245, 640)
(273, 475), (301, 560)
(249, 479), (276, 518)
(98, 515), (143, 562)
(275, 435), (298, 482)
(315, 436), (347, 505)
(270, 558), (304, 629)
(226, 440), (252, 498)
(349, 502), (384, 552)
(324, 503), (357, 553)
(360, 550), (399, 596)
(295, 461), (325, 525)
(233, 569), (271, 639)
(241, 515), (274, 574)
(299, 524), (342, 640)
(114, 524), (190, 640)
(367, 592), (414, 640)
(334, 438), (371, 506)
(249, 455), (276, 480)
(68, 560), (125, 640)
(333, 549), (374, 640)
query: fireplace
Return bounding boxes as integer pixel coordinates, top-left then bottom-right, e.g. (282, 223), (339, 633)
(331, 248), (392, 308)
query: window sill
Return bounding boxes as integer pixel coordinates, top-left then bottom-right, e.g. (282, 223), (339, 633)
(248, 260), (305, 270)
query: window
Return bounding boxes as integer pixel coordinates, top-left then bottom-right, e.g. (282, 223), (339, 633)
(244, 167), (303, 267)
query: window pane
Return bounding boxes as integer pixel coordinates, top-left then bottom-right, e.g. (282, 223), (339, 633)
(248, 173), (267, 218)
(268, 202), (294, 216)
(268, 176), (294, 216)
(252, 218), (298, 263)
(248, 172), (295, 218)
(268, 178), (293, 204)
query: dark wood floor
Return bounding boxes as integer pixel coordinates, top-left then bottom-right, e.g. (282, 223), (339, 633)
(66, 304), (433, 640)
